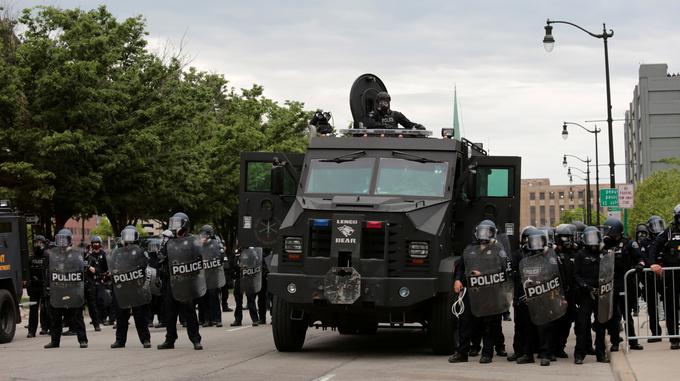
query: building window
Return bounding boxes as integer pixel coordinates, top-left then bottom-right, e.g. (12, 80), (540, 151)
(569, 205), (575, 209)
(549, 206), (556, 220)
(539, 192), (545, 200)
(559, 191), (564, 199)
(530, 192), (536, 200)
(549, 191), (555, 200)
(540, 206), (546, 220)
(530, 206), (536, 221)
(578, 190), (584, 199)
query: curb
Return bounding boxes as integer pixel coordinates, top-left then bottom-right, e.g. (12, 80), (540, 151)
(609, 351), (637, 381)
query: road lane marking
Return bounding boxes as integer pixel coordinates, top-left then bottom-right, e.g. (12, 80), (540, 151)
(314, 374), (336, 381)
(226, 326), (251, 332)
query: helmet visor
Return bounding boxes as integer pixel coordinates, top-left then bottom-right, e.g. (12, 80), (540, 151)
(475, 225), (496, 241)
(583, 230), (602, 246)
(55, 234), (70, 248)
(121, 229), (137, 243)
(527, 235), (546, 251)
(147, 241), (160, 252)
(168, 216), (184, 231)
(648, 219), (665, 234)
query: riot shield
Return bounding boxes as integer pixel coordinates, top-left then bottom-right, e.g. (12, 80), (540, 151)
(240, 247), (263, 294)
(519, 249), (567, 325)
(108, 244), (152, 308)
(463, 243), (512, 317)
(199, 239), (226, 290)
(167, 236), (207, 303)
(48, 247), (85, 308)
(597, 250), (615, 324)
(146, 267), (162, 296)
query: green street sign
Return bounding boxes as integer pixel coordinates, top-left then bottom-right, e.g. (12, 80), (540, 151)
(600, 188), (619, 207)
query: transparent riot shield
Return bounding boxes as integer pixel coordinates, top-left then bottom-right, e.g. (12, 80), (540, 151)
(199, 239), (226, 290)
(48, 247), (85, 308)
(519, 249), (567, 325)
(597, 250), (615, 324)
(463, 243), (512, 317)
(167, 236), (207, 303)
(109, 244), (152, 308)
(240, 247), (263, 294)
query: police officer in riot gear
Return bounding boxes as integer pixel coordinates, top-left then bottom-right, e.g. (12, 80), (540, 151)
(449, 220), (510, 364)
(231, 248), (260, 327)
(111, 226), (152, 349)
(602, 218), (645, 351)
(573, 227), (608, 364)
(197, 225), (223, 328)
(27, 235), (50, 337)
(157, 212), (203, 350)
(361, 91), (426, 130)
(551, 224), (578, 358)
(641, 216), (666, 341)
(648, 204), (680, 350)
(45, 229), (88, 349)
(84, 236), (106, 331)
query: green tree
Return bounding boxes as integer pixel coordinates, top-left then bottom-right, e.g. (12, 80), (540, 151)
(628, 168), (680, 236)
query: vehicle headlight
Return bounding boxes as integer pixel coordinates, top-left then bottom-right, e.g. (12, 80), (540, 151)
(284, 236), (303, 254)
(408, 241), (429, 258)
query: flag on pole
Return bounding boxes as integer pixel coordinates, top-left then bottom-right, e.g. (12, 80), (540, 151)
(453, 85), (461, 139)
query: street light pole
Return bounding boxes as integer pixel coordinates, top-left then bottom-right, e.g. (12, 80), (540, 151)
(568, 165), (592, 225)
(562, 121), (602, 224)
(545, 19), (616, 190)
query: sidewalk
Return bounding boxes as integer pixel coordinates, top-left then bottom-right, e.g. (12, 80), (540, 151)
(611, 340), (680, 381)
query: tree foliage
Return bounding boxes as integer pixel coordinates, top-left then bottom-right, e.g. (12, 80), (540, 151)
(0, 5), (310, 244)
(628, 168), (680, 236)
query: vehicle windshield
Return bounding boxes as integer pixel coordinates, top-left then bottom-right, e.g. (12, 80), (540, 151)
(375, 158), (448, 197)
(305, 157), (375, 194)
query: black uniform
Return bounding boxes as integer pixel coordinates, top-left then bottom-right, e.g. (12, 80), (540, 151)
(453, 243), (509, 361)
(27, 247), (50, 336)
(606, 237), (644, 347)
(232, 251), (259, 325)
(551, 243), (577, 356)
(45, 252), (88, 346)
(573, 248), (607, 359)
(113, 248), (151, 346)
(511, 249), (553, 361)
(158, 236), (201, 345)
(362, 110), (422, 129)
(147, 250), (165, 327)
(84, 248), (107, 328)
(639, 235), (663, 336)
(648, 224), (680, 346)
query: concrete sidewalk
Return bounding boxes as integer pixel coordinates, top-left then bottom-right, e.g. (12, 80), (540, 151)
(611, 340), (680, 381)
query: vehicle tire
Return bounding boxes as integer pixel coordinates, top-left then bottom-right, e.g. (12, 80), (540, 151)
(0, 289), (17, 344)
(337, 322), (357, 335)
(429, 292), (456, 355)
(272, 295), (307, 352)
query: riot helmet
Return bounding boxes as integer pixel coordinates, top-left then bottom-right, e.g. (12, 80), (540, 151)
(474, 220), (497, 243)
(168, 212), (189, 236)
(375, 91), (391, 114)
(34, 235), (47, 249)
(520, 225), (536, 247)
(121, 225), (139, 244)
(55, 228), (73, 248)
(147, 240), (161, 253)
(602, 218), (624, 247)
(555, 223), (577, 249)
(582, 226), (602, 248)
(90, 235), (102, 250)
(647, 215), (666, 235)
(635, 224), (648, 240)
(674, 203), (680, 225)
(199, 224), (215, 240)
(525, 228), (547, 252)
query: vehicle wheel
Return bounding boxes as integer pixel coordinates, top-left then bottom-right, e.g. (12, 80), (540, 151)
(272, 295), (307, 352)
(0, 289), (17, 344)
(429, 292), (456, 355)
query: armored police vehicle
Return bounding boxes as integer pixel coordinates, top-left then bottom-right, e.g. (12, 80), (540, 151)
(0, 200), (28, 343)
(238, 74), (521, 354)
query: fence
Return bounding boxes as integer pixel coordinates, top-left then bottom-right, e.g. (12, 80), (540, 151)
(623, 266), (680, 352)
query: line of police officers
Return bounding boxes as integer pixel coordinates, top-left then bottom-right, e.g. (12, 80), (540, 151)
(449, 203), (680, 365)
(26, 212), (268, 349)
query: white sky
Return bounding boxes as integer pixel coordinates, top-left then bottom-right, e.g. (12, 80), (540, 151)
(15, 0), (680, 185)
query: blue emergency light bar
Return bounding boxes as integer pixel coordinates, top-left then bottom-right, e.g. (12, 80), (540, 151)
(311, 219), (331, 228)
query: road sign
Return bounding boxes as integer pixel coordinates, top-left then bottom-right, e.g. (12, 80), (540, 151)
(618, 184), (634, 208)
(600, 188), (619, 208)
(25, 215), (40, 225)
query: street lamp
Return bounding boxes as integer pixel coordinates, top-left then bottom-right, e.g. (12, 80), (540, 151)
(544, 19), (616, 189)
(562, 121), (602, 224)
(563, 154), (593, 225)
(567, 165), (592, 225)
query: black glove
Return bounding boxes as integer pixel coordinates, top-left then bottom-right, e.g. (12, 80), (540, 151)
(635, 263), (645, 274)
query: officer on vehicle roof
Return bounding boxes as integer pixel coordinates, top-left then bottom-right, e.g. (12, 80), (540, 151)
(361, 91), (426, 130)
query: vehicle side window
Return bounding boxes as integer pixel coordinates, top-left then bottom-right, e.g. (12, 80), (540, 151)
(246, 161), (297, 194)
(477, 167), (513, 197)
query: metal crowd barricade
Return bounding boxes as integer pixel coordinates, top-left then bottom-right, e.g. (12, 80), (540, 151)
(623, 267), (680, 352)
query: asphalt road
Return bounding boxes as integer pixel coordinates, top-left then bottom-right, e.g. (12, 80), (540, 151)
(2, 307), (615, 381)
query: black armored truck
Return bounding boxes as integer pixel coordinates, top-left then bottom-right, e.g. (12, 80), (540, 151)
(238, 74), (521, 354)
(0, 200), (28, 343)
